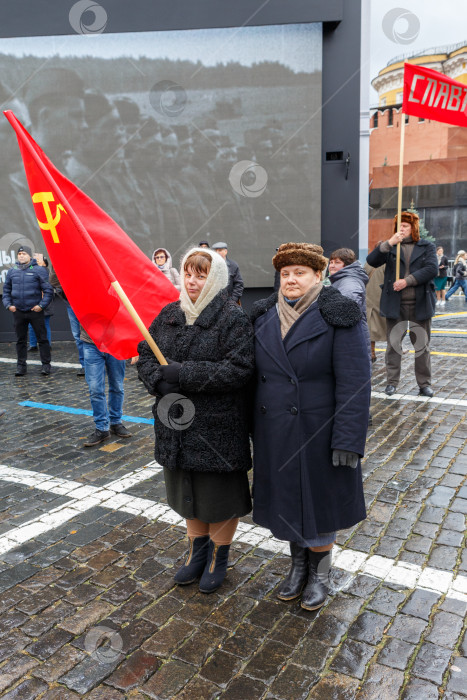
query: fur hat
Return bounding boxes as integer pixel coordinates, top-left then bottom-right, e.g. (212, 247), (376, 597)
(393, 211), (420, 241)
(272, 242), (328, 273)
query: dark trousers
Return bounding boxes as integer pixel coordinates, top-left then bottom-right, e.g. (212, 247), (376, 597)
(13, 310), (51, 367)
(385, 302), (431, 388)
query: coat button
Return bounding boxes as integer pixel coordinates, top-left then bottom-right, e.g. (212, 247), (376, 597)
(289, 378), (296, 385)
(261, 375), (266, 382)
(290, 407), (298, 415)
(260, 405), (267, 414)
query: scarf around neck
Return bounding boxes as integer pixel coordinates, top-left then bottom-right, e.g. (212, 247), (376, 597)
(277, 281), (323, 339)
(179, 247), (228, 325)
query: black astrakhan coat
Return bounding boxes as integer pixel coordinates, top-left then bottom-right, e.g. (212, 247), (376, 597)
(251, 287), (371, 543)
(137, 289), (254, 474)
(366, 239), (437, 321)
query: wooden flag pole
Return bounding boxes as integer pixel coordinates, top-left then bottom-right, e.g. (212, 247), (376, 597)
(111, 281), (168, 365)
(395, 112), (406, 280)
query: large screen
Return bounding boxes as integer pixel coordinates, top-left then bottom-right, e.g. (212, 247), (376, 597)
(0, 23), (322, 288)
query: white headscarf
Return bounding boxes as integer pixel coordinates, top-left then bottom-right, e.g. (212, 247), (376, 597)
(179, 247), (228, 325)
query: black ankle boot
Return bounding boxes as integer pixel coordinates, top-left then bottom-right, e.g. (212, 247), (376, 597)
(199, 540), (230, 593)
(301, 549), (331, 611)
(174, 535), (210, 585)
(277, 542), (308, 601)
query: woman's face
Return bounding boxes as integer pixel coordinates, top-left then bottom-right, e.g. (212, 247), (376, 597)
(154, 252), (167, 265)
(184, 264), (209, 301)
(280, 265), (321, 299)
(328, 258), (345, 275)
(437, 247), (443, 255)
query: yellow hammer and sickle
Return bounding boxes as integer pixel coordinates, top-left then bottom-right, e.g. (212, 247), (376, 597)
(32, 192), (67, 243)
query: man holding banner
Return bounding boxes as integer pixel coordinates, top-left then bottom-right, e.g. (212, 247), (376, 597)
(366, 211), (437, 396)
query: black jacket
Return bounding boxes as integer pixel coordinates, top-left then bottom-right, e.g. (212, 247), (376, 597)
(2, 259), (53, 312)
(137, 289), (254, 473)
(454, 259), (467, 279)
(366, 239), (437, 321)
(226, 257), (244, 302)
(437, 255), (449, 278)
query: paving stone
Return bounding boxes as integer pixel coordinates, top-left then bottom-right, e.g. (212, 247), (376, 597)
(427, 485), (456, 507)
(401, 678), (439, 700)
(0, 562), (38, 592)
(330, 638), (375, 679)
(143, 618), (194, 658)
(347, 610), (391, 645)
(173, 623), (227, 665)
(26, 627), (72, 659)
(221, 621), (267, 659)
(308, 671), (360, 699)
(378, 637), (415, 670)
(16, 586), (61, 614)
(31, 645), (86, 682)
(0, 609), (28, 637)
(428, 544), (459, 570)
(87, 550), (121, 571)
(0, 587), (27, 613)
(443, 512), (466, 532)
(54, 566), (93, 590)
(141, 659), (197, 699)
(401, 590), (441, 620)
(66, 522), (113, 546)
(107, 591), (153, 625)
(440, 596), (467, 618)
(307, 613), (348, 646)
(91, 564), (127, 588)
(436, 529), (464, 547)
(368, 587), (407, 616)
(446, 656), (467, 695)
(412, 521), (438, 538)
(173, 675), (219, 700)
(199, 649), (242, 687)
(419, 505), (444, 523)
(411, 642), (452, 684)
(209, 594), (256, 629)
(425, 610), (464, 649)
(36, 688), (81, 699)
(21, 601), (75, 637)
(267, 662), (318, 699)
(0, 630), (31, 661)
(243, 640), (290, 683)
(1, 677), (48, 699)
(405, 535), (432, 554)
(269, 615), (310, 648)
(60, 653), (123, 694)
(141, 594), (184, 626)
(374, 537), (404, 558)
(221, 675), (267, 700)
(59, 599), (114, 634)
(357, 663), (404, 699)
(105, 649), (161, 691)
(117, 618), (157, 654)
(85, 688), (126, 700)
(345, 575), (380, 599)
(0, 653), (39, 693)
(289, 637), (330, 671)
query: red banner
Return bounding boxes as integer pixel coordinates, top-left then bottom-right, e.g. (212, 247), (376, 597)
(403, 62), (467, 128)
(4, 110), (180, 360)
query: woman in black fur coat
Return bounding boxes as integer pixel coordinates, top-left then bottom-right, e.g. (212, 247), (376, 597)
(251, 243), (371, 611)
(137, 248), (254, 593)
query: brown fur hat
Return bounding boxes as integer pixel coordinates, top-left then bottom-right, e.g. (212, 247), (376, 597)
(393, 211), (420, 242)
(272, 242), (328, 272)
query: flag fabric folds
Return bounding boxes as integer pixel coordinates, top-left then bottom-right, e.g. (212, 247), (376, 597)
(403, 62), (467, 128)
(4, 110), (180, 360)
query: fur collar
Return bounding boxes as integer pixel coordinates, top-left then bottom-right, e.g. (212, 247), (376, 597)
(251, 286), (362, 328)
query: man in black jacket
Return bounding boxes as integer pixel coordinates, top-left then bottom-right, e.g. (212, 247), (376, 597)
(366, 212), (437, 397)
(2, 245), (53, 376)
(211, 242), (244, 303)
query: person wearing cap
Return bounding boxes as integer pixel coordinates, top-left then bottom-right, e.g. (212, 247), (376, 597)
(251, 243), (370, 611)
(445, 250), (467, 301)
(211, 242), (244, 303)
(198, 241), (210, 248)
(137, 248), (254, 594)
(2, 245), (53, 376)
(366, 212), (438, 397)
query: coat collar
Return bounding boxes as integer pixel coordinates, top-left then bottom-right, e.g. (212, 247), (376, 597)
(389, 238), (431, 264)
(163, 289), (230, 328)
(251, 287), (361, 328)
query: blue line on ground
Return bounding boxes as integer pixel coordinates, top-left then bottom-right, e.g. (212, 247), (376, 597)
(18, 400), (154, 425)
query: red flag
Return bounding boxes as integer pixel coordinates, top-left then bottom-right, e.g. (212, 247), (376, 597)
(4, 110), (179, 360)
(403, 62), (467, 128)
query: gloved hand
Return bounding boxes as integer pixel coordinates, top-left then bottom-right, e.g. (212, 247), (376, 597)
(332, 450), (359, 469)
(160, 359), (182, 384)
(155, 379), (180, 397)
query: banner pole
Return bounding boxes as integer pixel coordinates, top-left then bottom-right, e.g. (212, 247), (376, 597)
(396, 111), (406, 280)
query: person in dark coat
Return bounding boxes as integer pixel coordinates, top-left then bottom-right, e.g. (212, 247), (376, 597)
(2, 245), (53, 376)
(366, 211), (438, 397)
(137, 248), (254, 594)
(434, 246), (449, 307)
(251, 243), (371, 611)
(211, 242), (244, 303)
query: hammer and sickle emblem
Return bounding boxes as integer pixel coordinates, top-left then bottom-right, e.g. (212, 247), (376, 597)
(32, 192), (67, 243)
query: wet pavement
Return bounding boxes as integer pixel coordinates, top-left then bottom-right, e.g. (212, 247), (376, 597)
(0, 301), (465, 699)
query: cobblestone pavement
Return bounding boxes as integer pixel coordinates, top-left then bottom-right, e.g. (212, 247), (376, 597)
(0, 304), (466, 699)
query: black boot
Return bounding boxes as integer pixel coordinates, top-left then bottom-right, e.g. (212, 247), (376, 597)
(301, 549), (331, 611)
(277, 542), (308, 601)
(199, 539), (230, 593)
(174, 535), (209, 585)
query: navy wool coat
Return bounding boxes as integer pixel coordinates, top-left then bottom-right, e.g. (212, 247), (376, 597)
(137, 289), (254, 473)
(366, 239), (437, 321)
(251, 287), (371, 543)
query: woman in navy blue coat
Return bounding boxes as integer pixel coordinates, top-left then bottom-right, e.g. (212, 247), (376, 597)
(251, 243), (371, 611)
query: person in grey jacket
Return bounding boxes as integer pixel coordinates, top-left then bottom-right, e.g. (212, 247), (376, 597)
(211, 242), (244, 303)
(328, 248), (369, 314)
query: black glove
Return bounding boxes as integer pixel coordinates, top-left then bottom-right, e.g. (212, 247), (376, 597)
(332, 450), (359, 469)
(160, 359), (182, 384)
(155, 379), (180, 397)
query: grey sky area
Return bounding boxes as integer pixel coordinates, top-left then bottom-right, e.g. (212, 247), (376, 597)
(370, 0), (467, 102)
(0, 23), (321, 74)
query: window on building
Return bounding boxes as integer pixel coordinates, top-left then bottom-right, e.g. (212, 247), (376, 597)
(373, 112), (378, 128)
(405, 114), (409, 124)
(396, 92), (403, 103)
(380, 97), (387, 107)
(388, 108), (393, 126)
(419, 117), (425, 122)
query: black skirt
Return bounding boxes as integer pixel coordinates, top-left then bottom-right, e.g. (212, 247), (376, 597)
(163, 466), (252, 522)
